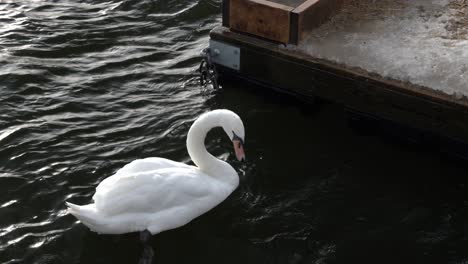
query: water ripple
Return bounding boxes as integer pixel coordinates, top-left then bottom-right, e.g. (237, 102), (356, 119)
(4, 0), (468, 263)
(0, 0), (218, 261)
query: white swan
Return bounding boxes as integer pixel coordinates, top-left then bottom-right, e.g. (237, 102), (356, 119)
(66, 109), (245, 236)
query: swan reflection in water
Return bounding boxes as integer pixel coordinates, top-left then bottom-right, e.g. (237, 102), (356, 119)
(66, 109), (246, 263)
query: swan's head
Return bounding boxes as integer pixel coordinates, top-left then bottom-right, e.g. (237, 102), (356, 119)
(220, 110), (245, 162)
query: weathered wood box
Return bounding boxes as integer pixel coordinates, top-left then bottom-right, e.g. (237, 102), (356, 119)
(223, 0), (344, 44)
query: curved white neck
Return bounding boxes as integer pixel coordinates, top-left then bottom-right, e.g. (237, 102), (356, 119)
(186, 112), (238, 186)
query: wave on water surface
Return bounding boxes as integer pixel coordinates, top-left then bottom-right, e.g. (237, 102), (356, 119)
(0, 0), (222, 262)
(3, 1), (468, 264)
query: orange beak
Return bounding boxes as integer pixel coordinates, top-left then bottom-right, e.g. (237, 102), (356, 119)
(232, 139), (245, 161)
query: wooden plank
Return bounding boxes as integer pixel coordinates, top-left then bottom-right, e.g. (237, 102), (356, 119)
(292, 0), (344, 42)
(210, 27), (468, 143)
(229, 0), (293, 43)
(269, 0), (304, 7)
(222, 0), (230, 27)
(289, 11), (299, 45)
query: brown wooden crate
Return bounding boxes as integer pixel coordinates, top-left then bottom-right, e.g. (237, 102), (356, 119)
(292, 0), (345, 42)
(228, 0), (344, 44)
(229, 0), (293, 43)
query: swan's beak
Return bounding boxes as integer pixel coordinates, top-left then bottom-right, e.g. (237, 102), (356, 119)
(233, 139), (245, 161)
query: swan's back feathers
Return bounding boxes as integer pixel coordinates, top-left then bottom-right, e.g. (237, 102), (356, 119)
(92, 165), (232, 217)
(67, 161), (235, 234)
(94, 157), (191, 199)
(105, 157), (188, 179)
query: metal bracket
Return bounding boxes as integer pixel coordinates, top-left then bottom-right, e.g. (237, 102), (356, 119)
(209, 40), (240, 71)
(199, 40), (241, 90)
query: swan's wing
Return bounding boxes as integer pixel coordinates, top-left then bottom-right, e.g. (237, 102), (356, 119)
(114, 157), (191, 176)
(93, 167), (227, 217)
(95, 157), (191, 195)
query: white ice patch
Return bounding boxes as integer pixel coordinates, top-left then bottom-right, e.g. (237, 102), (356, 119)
(295, 0), (468, 97)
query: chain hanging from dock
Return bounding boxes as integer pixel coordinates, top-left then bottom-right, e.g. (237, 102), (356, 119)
(199, 48), (219, 90)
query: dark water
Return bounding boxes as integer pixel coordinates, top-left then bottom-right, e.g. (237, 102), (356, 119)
(2, 1), (468, 264)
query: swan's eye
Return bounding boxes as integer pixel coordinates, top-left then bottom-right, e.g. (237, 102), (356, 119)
(232, 131), (244, 145)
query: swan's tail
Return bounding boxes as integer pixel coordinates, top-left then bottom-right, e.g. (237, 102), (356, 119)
(66, 202), (104, 232)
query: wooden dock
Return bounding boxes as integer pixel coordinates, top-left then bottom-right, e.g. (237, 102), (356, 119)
(210, 0), (468, 150)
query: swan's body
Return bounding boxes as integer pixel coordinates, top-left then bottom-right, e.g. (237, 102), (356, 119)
(67, 109), (245, 235)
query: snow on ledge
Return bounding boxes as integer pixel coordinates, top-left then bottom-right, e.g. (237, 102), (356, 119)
(293, 0), (468, 98)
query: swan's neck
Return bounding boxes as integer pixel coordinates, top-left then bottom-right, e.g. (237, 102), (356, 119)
(186, 113), (238, 186)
